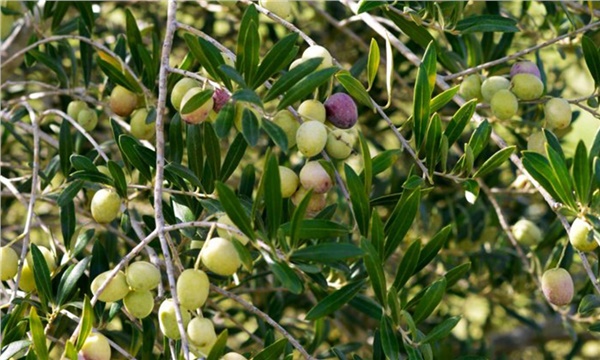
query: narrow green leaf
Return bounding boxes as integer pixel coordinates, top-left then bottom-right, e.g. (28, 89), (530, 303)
(393, 240), (421, 290)
(60, 201), (76, 250)
(75, 296), (94, 350)
(181, 89), (214, 115)
(264, 155), (282, 239)
(30, 244), (53, 310)
(205, 330), (228, 360)
(413, 62), (431, 149)
(467, 120), (491, 159)
(56, 180), (84, 207)
(473, 146), (515, 178)
(336, 70), (374, 110)
(262, 119), (289, 153)
(367, 38), (380, 90)
(187, 123), (204, 187)
(522, 151), (562, 201)
(370, 211), (385, 257)
(59, 119), (72, 176)
(252, 33), (299, 89)
(380, 315), (400, 360)
(78, 20), (92, 87)
(573, 141), (591, 204)
(28, 50), (69, 87)
(215, 103), (235, 138)
(215, 182), (255, 241)
(125, 9), (143, 72)
(291, 243), (363, 262)
(241, 108), (261, 146)
(444, 262), (471, 288)
(280, 219), (350, 239)
(384, 8), (435, 49)
(455, 15), (519, 33)
(412, 278), (447, 324)
(290, 188), (314, 248)
(384, 188), (421, 260)
(231, 238), (253, 272)
(231, 89), (262, 108)
(277, 67), (338, 110)
(107, 161), (127, 198)
(204, 122), (221, 182)
(264, 57), (322, 102)
(445, 100), (476, 146)
(345, 164), (371, 236)
(29, 308), (49, 360)
(168, 111), (183, 163)
(220, 133), (248, 182)
(118, 135), (152, 181)
(430, 86), (459, 113)
(419, 316), (461, 344)
(57, 257), (91, 306)
(252, 338), (288, 360)
(305, 280), (365, 320)
(165, 162), (203, 189)
(359, 131), (373, 194)
(358, 0), (387, 14)
(361, 238), (387, 306)
(68, 170), (114, 186)
(415, 226), (451, 274)
(266, 255), (303, 294)
(546, 144), (576, 208)
(424, 113), (442, 168)
(184, 34), (231, 90)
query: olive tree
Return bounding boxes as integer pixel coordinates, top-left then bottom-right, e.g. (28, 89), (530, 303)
(2, 1), (600, 359)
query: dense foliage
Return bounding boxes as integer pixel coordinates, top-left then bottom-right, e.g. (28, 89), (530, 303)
(2, 1), (600, 359)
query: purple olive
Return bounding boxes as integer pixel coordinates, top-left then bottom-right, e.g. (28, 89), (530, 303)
(510, 61), (541, 79)
(324, 93), (358, 129)
(212, 88), (230, 113)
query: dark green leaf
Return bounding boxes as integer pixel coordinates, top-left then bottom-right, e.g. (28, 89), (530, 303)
(291, 243), (363, 262)
(393, 240), (421, 290)
(184, 34), (231, 90)
(546, 144), (576, 208)
(252, 338), (288, 360)
(220, 133), (248, 182)
(473, 146), (515, 178)
(456, 15), (519, 33)
(215, 103), (235, 138)
(358, 0), (387, 14)
(68, 171), (114, 186)
(119, 135), (152, 181)
(361, 238), (387, 306)
(467, 120), (491, 159)
(370, 211), (385, 257)
(57, 257), (91, 306)
(78, 20), (92, 87)
(187, 123), (204, 181)
(61, 201), (76, 251)
(277, 67), (338, 110)
(181, 89), (214, 115)
(206, 330), (228, 360)
(419, 316), (461, 344)
(573, 141), (591, 205)
(262, 119), (289, 153)
(581, 35), (600, 88)
(204, 122), (221, 182)
(108, 160), (128, 198)
(125, 9), (143, 72)
(384, 188), (421, 260)
(231, 89), (262, 108)
(266, 256), (303, 295)
(412, 278), (447, 324)
(522, 151), (562, 201)
(359, 132), (373, 194)
(415, 225), (451, 273)
(281, 219), (350, 240)
(384, 8), (435, 49)
(289, 188), (313, 248)
(445, 100), (476, 146)
(380, 315), (400, 360)
(70, 154), (95, 173)
(168, 112), (183, 163)
(241, 108), (261, 146)
(424, 113), (442, 168)
(264, 58), (322, 102)
(444, 262), (471, 288)
(578, 294), (600, 316)
(215, 182), (255, 241)
(413, 61), (431, 149)
(165, 162), (203, 189)
(56, 180), (84, 207)
(305, 280), (365, 320)
(252, 33), (299, 88)
(30, 244), (53, 310)
(232, 239), (253, 272)
(59, 119), (72, 176)
(241, 19), (260, 85)
(345, 164), (371, 236)
(264, 154), (282, 239)
(336, 70), (374, 110)
(28, 50), (68, 87)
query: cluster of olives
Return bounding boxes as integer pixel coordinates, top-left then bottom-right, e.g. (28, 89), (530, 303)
(460, 61), (572, 155)
(91, 261), (161, 318)
(170, 77), (231, 125)
(512, 216), (597, 307)
(0, 245), (57, 291)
